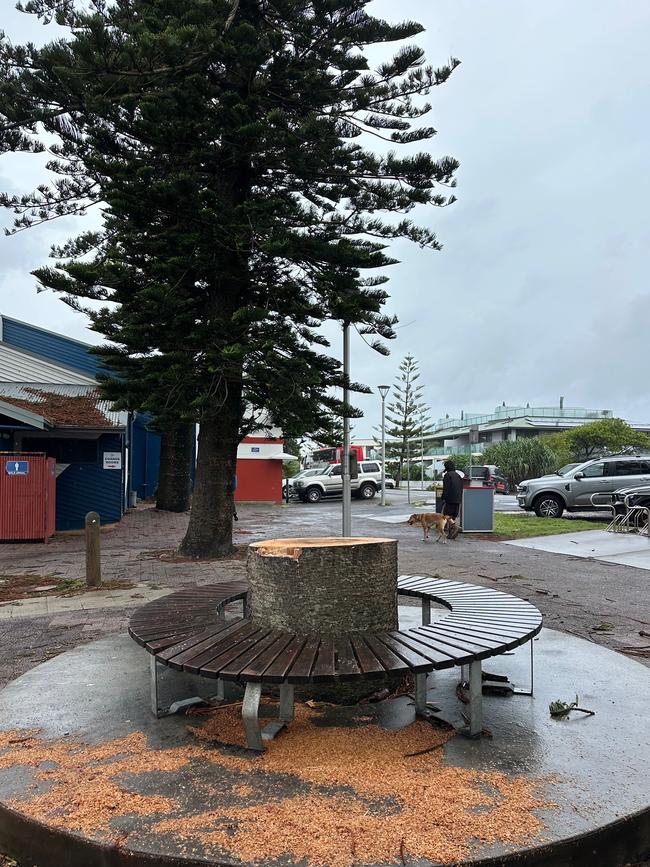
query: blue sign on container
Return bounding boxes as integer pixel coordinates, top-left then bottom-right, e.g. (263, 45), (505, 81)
(5, 460), (29, 476)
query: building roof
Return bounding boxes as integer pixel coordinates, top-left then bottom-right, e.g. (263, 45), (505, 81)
(428, 405), (615, 440)
(0, 384), (127, 429)
(0, 314), (104, 378)
(0, 342), (95, 386)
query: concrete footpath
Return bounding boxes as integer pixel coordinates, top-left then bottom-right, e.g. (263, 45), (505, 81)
(0, 501), (648, 693)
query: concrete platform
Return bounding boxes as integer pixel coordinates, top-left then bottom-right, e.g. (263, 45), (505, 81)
(505, 528), (650, 570)
(0, 621), (648, 867)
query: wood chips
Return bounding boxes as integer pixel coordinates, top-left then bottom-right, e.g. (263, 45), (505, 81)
(0, 704), (551, 867)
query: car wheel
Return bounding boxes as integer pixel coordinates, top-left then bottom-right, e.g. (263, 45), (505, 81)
(534, 494), (564, 518)
(359, 483), (376, 500)
(305, 486), (322, 504)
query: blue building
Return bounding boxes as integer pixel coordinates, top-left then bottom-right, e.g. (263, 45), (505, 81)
(0, 315), (161, 531)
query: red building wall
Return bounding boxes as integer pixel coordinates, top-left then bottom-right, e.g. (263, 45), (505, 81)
(234, 436), (285, 504)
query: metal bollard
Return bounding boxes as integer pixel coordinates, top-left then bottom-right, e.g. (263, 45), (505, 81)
(85, 511), (101, 587)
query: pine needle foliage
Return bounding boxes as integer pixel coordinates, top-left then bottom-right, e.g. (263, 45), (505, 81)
(0, 0), (459, 556)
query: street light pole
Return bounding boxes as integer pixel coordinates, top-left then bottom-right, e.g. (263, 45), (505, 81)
(342, 322), (351, 537)
(406, 434), (411, 505)
(378, 385), (390, 506)
(420, 412), (425, 491)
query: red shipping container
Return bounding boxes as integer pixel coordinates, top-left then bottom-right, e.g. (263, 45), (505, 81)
(0, 453), (56, 542)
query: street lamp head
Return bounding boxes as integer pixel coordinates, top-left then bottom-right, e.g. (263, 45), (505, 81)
(378, 385), (390, 399)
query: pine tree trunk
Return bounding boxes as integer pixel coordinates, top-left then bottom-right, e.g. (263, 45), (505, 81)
(178, 401), (240, 559)
(156, 423), (194, 512)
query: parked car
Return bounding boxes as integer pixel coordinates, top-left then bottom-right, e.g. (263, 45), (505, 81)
(517, 455), (650, 518)
(294, 460), (383, 503)
(612, 483), (650, 529)
(467, 465), (509, 493)
(283, 468), (322, 498)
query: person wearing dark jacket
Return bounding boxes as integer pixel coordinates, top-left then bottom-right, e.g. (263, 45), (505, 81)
(441, 460), (463, 538)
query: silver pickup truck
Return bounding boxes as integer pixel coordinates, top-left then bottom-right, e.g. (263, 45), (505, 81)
(517, 455), (650, 517)
(294, 461), (382, 503)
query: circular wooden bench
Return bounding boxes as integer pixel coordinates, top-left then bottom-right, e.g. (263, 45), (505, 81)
(129, 576), (542, 748)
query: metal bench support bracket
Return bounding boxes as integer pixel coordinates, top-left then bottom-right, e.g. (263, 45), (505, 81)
(150, 655), (207, 719)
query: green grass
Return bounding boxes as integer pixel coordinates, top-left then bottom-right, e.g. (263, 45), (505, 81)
(492, 513), (600, 539)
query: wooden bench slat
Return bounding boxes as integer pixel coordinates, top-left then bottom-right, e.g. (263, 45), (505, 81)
(285, 636), (321, 683)
(413, 626), (506, 655)
(217, 630), (291, 680)
(261, 636), (308, 683)
(238, 633), (297, 681)
(200, 628), (275, 679)
(374, 633), (437, 672)
(381, 630), (460, 666)
(435, 617), (539, 640)
(312, 638), (336, 681)
(182, 622), (261, 675)
(164, 620), (248, 670)
(156, 623), (232, 663)
(431, 621), (533, 645)
(333, 636), (363, 680)
(145, 630), (210, 654)
(130, 625), (208, 648)
(363, 634), (410, 673)
(348, 635), (386, 678)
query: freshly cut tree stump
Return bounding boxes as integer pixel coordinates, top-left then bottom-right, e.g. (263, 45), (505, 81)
(247, 537), (398, 635)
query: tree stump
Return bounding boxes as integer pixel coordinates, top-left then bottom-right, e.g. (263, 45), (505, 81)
(247, 537), (398, 702)
(248, 537), (398, 634)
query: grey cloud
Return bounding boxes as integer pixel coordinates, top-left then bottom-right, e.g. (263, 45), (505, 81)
(1, 0), (649, 430)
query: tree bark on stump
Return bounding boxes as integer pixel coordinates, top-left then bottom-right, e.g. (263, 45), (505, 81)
(248, 537), (399, 703)
(156, 423), (194, 512)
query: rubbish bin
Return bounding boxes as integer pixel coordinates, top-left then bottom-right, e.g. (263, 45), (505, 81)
(461, 485), (494, 532)
(0, 453), (56, 542)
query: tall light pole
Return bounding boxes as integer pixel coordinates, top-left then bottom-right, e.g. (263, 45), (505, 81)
(378, 385), (390, 506)
(342, 323), (351, 537)
(406, 433), (411, 505)
(420, 411), (425, 491)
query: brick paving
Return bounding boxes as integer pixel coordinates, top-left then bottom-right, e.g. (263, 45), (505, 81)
(0, 500), (648, 695)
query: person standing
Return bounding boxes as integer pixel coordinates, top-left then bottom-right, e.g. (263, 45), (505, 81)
(441, 460), (463, 538)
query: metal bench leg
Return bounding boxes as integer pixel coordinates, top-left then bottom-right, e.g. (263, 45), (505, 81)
(279, 683), (295, 722)
(242, 682), (264, 751)
(414, 672), (428, 713)
(468, 660), (483, 737)
(149, 655), (204, 719)
(422, 598), (431, 626)
(150, 655), (160, 717)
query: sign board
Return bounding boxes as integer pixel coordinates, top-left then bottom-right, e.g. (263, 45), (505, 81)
(103, 452), (122, 470)
(250, 447), (260, 454)
(469, 424), (480, 444)
(5, 460), (29, 476)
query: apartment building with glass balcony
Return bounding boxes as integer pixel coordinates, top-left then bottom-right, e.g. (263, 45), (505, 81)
(420, 402), (649, 459)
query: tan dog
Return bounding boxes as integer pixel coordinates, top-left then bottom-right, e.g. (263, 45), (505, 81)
(407, 512), (450, 543)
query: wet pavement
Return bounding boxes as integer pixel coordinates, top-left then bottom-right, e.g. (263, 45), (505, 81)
(0, 500), (648, 696)
(0, 622), (647, 866)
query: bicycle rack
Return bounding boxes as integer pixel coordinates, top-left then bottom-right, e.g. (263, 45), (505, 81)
(598, 492), (650, 535)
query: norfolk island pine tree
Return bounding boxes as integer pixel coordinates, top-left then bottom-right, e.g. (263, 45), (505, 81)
(0, 0), (459, 557)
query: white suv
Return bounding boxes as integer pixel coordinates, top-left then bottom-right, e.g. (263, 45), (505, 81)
(294, 461), (383, 503)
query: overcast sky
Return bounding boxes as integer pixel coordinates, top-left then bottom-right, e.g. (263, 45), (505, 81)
(1, 1), (649, 435)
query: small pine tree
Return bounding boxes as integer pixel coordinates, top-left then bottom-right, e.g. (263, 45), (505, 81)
(382, 355), (433, 486)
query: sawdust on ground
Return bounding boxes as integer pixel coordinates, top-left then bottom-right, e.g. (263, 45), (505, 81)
(0, 703), (552, 867)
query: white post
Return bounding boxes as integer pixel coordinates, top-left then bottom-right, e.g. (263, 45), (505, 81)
(342, 323), (351, 537)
